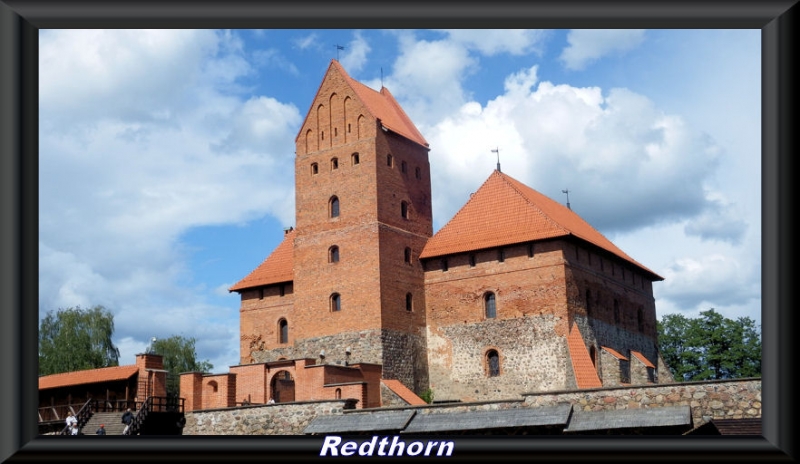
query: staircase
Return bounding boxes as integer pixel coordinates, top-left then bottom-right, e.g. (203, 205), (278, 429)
(81, 411), (128, 435)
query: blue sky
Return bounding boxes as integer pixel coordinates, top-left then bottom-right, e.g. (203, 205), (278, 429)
(38, 29), (761, 372)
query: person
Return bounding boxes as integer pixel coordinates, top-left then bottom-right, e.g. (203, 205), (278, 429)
(71, 423), (80, 435)
(121, 408), (134, 434)
(65, 412), (77, 434)
(95, 424), (106, 435)
(267, 397), (275, 404)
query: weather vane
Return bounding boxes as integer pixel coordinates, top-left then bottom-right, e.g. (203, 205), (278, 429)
(336, 44), (345, 60)
(562, 189), (571, 210)
(491, 147), (501, 172)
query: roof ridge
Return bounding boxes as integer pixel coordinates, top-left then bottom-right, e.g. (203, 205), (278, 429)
(496, 171), (570, 236)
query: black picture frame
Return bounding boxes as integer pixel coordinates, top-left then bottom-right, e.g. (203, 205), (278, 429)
(1, 1), (795, 461)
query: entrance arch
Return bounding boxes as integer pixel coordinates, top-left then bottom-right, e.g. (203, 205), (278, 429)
(269, 370), (295, 403)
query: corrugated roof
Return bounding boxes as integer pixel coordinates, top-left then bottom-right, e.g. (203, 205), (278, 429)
(304, 410), (416, 434)
(401, 404), (572, 433)
(39, 365), (139, 390)
(601, 346), (629, 361)
(630, 350), (656, 368)
(563, 405), (692, 432)
(381, 379), (428, 406)
(685, 418), (762, 436)
(419, 170), (662, 281)
(229, 229), (295, 292)
(566, 325), (603, 389)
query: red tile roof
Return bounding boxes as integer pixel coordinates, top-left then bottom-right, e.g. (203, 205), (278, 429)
(381, 379), (428, 406)
(630, 350), (656, 368)
(297, 60), (428, 149)
(420, 170), (663, 280)
(229, 229), (295, 292)
(601, 346), (629, 360)
(39, 365), (139, 390)
(566, 325), (603, 389)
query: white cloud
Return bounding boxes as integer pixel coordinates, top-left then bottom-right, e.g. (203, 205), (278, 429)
(560, 29), (646, 71)
(340, 31), (371, 73)
(440, 29), (548, 56)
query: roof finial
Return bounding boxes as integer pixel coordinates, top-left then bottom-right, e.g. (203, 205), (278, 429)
(562, 189), (571, 210)
(335, 44), (345, 61)
(491, 147), (501, 172)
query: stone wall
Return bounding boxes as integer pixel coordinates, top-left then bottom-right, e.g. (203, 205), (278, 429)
(182, 378), (760, 435)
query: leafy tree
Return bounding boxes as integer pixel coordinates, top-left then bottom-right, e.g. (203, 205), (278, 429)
(657, 308), (761, 381)
(150, 335), (213, 396)
(39, 305), (120, 375)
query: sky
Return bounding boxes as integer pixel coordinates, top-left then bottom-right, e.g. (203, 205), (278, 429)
(38, 29), (761, 373)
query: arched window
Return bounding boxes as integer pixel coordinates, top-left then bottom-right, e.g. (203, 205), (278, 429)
(484, 292), (496, 319)
(406, 293), (413, 312)
(387, 154), (393, 167)
(404, 247), (412, 264)
(331, 157), (339, 170)
(311, 163), (319, 175)
(329, 196), (340, 218)
(330, 293), (341, 312)
(279, 319), (288, 344)
(351, 152), (360, 165)
(401, 201), (409, 219)
(329, 245), (340, 263)
(335, 388), (342, 399)
(614, 299), (620, 324)
(486, 349), (500, 377)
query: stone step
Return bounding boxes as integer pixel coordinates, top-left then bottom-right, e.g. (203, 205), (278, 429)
(80, 411), (130, 436)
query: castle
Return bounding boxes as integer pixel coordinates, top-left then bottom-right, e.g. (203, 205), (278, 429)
(180, 60), (670, 411)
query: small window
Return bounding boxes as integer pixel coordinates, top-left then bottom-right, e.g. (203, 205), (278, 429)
(415, 167), (421, 179)
(404, 247), (412, 264)
(498, 248), (505, 263)
(330, 196), (340, 218)
(401, 160), (407, 174)
(406, 293), (413, 312)
(387, 154), (393, 167)
(484, 292), (496, 319)
(329, 245), (340, 263)
(311, 163), (319, 175)
(330, 293), (341, 312)
(331, 157), (338, 170)
(347, 123), (351, 133)
(469, 254), (476, 267)
(321, 131), (324, 140)
(334, 127), (338, 137)
(279, 319), (288, 344)
(335, 388), (342, 399)
(614, 299), (620, 324)
(352, 152), (360, 165)
(486, 349), (500, 377)
(401, 201), (409, 219)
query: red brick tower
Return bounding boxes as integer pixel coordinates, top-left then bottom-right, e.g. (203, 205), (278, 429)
(291, 60), (432, 391)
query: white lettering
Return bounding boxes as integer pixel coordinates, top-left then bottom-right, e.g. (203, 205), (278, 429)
(388, 436), (405, 456)
(425, 440), (439, 456)
(437, 441), (454, 456)
(359, 436), (378, 456)
(407, 441), (423, 456)
(340, 441), (357, 456)
(320, 436), (341, 456)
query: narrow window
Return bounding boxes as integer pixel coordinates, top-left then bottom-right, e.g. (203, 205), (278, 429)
(311, 163), (319, 175)
(347, 123), (351, 133)
(401, 160), (407, 174)
(401, 201), (409, 219)
(406, 293), (413, 312)
(469, 254), (476, 267)
(351, 152), (360, 165)
(334, 127), (337, 137)
(329, 196), (340, 218)
(486, 350), (500, 377)
(415, 167), (421, 179)
(441, 259), (448, 272)
(586, 289), (592, 316)
(498, 248), (505, 263)
(484, 292), (496, 319)
(335, 388), (342, 399)
(330, 293), (341, 312)
(279, 319), (288, 344)
(321, 131), (324, 140)
(387, 154), (393, 167)
(331, 157), (338, 170)
(329, 245), (340, 263)
(404, 247), (412, 264)
(614, 299), (620, 324)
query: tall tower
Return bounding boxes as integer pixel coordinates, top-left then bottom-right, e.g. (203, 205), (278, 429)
(291, 60), (432, 391)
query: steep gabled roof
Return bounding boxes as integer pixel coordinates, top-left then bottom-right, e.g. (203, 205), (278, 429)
(39, 365), (139, 390)
(566, 324), (603, 389)
(420, 170), (662, 280)
(630, 350), (656, 368)
(296, 60), (428, 149)
(381, 379), (428, 406)
(229, 229), (295, 292)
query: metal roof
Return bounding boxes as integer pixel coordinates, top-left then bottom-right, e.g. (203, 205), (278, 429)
(401, 404), (573, 433)
(304, 410), (416, 434)
(563, 405), (692, 432)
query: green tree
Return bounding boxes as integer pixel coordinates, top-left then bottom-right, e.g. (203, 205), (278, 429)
(657, 308), (761, 381)
(39, 305), (120, 375)
(150, 335), (213, 396)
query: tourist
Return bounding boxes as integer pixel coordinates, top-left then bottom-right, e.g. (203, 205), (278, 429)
(95, 424), (106, 435)
(121, 408), (134, 434)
